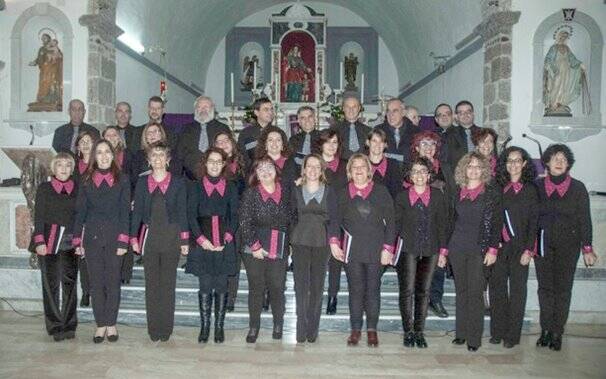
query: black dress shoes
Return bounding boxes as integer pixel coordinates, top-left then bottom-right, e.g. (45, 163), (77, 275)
(63, 330), (75, 340)
(272, 323), (283, 340)
(452, 338), (466, 345)
(403, 331), (415, 347)
(160, 335), (170, 342)
(326, 296), (337, 315)
(53, 333), (64, 342)
(549, 333), (562, 351)
(80, 294), (90, 307)
(150, 334), (160, 342)
(246, 328), (259, 343)
(107, 333), (119, 342)
(503, 341), (515, 349)
(415, 332), (428, 348)
(536, 330), (552, 347)
(93, 335), (104, 344)
(307, 336), (317, 343)
(429, 301), (448, 318)
(489, 336), (502, 344)
(467, 345), (479, 352)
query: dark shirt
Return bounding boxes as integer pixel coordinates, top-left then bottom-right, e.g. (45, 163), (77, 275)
(333, 120), (371, 160)
(501, 182), (539, 252)
(288, 130), (321, 168)
(290, 184), (339, 247)
(237, 122), (266, 169)
(176, 119), (231, 180)
(52, 122), (99, 155)
(444, 124), (480, 168)
(32, 180), (78, 252)
(374, 120), (420, 164)
(369, 156), (403, 199)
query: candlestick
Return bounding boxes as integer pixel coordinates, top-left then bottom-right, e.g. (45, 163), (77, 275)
(230, 72), (234, 104)
(315, 72), (320, 104)
(339, 61), (344, 91)
(253, 62), (257, 91)
(360, 73), (365, 104)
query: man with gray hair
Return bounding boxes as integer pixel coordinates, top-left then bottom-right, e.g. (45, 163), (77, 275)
(113, 101), (140, 152)
(176, 96), (230, 179)
(373, 98), (420, 164)
(405, 105), (420, 127)
(332, 95), (370, 160)
(52, 99), (100, 155)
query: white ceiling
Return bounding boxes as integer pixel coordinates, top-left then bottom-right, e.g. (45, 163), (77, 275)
(116, 0), (482, 92)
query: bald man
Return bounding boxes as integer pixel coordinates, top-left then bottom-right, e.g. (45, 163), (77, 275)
(373, 98), (420, 164)
(332, 96), (371, 160)
(52, 99), (100, 154)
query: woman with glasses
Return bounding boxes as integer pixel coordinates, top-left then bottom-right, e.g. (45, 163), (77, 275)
(534, 144), (598, 351)
(239, 156), (293, 343)
(394, 157), (448, 348)
(489, 146), (538, 348)
(440, 152), (502, 352)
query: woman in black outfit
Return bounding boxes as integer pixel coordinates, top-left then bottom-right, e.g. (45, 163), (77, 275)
(129, 122), (176, 189)
(290, 154), (339, 343)
(239, 156), (293, 343)
(472, 127), (498, 178)
(316, 129), (348, 315)
(366, 128), (403, 199)
(73, 131), (97, 307)
(130, 142), (189, 342)
(33, 152), (79, 341)
(489, 146), (538, 348)
(214, 131), (246, 312)
(440, 151), (501, 352)
(535, 144), (597, 351)
(394, 157), (448, 348)
(254, 125), (298, 192)
(331, 153), (395, 347)
(186, 147), (239, 343)
(73, 139), (131, 343)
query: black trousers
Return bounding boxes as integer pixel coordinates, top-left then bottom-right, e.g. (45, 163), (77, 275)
(534, 240), (580, 335)
(39, 250), (79, 335)
(292, 245), (329, 340)
(488, 243), (529, 344)
(327, 255), (344, 297)
(85, 234), (123, 327)
(396, 254), (438, 332)
(78, 257), (90, 296)
(450, 251), (487, 347)
(144, 239), (180, 337)
(227, 252), (242, 304)
(345, 261), (382, 331)
(242, 254), (287, 329)
(121, 250), (134, 282)
(429, 266), (445, 303)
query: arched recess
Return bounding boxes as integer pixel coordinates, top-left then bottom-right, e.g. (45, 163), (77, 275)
(9, 2), (74, 136)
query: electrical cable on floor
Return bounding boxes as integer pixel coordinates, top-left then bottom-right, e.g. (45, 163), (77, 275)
(0, 296), (44, 318)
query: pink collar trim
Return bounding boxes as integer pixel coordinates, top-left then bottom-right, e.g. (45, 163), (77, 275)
(203, 176), (226, 197)
(51, 177), (74, 195)
(258, 182), (282, 204)
(147, 172), (171, 194)
(348, 181), (374, 200)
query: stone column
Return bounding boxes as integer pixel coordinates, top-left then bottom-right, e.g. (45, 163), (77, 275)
(79, 1), (122, 129)
(476, 7), (520, 146)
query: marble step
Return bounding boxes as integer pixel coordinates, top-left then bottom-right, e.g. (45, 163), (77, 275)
(77, 304), (531, 332)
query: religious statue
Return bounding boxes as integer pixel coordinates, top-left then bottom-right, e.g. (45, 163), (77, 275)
(28, 30), (63, 112)
(241, 55), (259, 91)
(344, 52), (358, 91)
(283, 45), (312, 102)
(543, 27), (591, 116)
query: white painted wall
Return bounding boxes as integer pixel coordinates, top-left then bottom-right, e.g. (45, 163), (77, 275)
(0, 0), (89, 181)
(511, 0), (606, 191)
(205, 1), (399, 111)
(115, 50), (196, 126)
(403, 49), (484, 123)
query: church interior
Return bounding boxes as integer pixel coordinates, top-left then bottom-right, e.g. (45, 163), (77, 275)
(0, 0), (605, 377)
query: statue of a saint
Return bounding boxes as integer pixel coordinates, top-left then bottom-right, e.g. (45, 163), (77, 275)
(543, 29), (591, 116)
(28, 32), (63, 112)
(283, 45), (312, 102)
(241, 55), (260, 91)
(344, 53), (358, 91)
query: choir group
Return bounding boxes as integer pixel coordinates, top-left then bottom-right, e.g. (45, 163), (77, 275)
(33, 95), (597, 353)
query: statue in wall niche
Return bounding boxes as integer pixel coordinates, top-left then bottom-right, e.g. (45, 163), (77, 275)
(344, 52), (358, 91)
(27, 30), (63, 112)
(241, 55), (260, 91)
(283, 44), (313, 102)
(543, 27), (592, 117)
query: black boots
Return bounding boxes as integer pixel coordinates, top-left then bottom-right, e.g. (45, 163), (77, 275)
(429, 300), (448, 318)
(549, 333), (562, 351)
(403, 331), (415, 347)
(198, 292), (213, 343)
(272, 322), (283, 340)
(246, 328), (259, 343)
(214, 293), (228, 343)
(536, 330), (552, 347)
(326, 296), (337, 315)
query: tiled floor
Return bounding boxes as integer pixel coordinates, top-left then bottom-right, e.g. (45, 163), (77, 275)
(1, 311), (605, 378)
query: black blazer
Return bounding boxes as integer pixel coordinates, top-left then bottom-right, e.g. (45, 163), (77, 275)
(333, 120), (371, 160)
(444, 124), (480, 168)
(130, 174), (189, 246)
(374, 120), (420, 164)
(289, 130), (321, 168)
(237, 122), (264, 169)
(52, 123), (99, 154)
(395, 187), (448, 257)
(115, 124), (143, 153)
(501, 182), (539, 252)
(176, 119), (231, 180)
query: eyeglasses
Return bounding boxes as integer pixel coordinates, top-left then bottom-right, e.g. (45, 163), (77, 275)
(411, 169), (429, 176)
(457, 110), (473, 116)
(467, 164), (482, 170)
(506, 158), (524, 165)
(419, 140), (437, 147)
(256, 164), (276, 173)
(207, 159), (224, 166)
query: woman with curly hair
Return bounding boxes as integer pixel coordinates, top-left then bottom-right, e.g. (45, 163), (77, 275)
(489, 146), (538, 348)
(440, 151), (502, 352)
(534, 144), (598, 351)
(472, 128), (498, 178)
(253, 125), (298, 192)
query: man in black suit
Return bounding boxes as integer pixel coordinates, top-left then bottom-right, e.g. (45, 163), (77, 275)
(176, 96), (230, 180)
(444, 100), (480, 168)
(374, 98), (420, 165)
(113, 101), (141, 153)
(333, 95), (371, 160)
(52, 99), (100, 154)
(237, 97), (274, 169)
(289, 106), (320, 169)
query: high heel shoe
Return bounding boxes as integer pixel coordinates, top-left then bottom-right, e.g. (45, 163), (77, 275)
(93, 327), (106, 344)
(107, 326), (119, 342)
